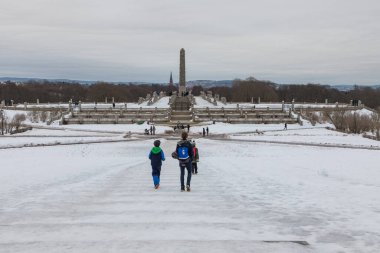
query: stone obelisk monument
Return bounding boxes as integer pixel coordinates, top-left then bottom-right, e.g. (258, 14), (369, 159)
(179, 48), (186, 96)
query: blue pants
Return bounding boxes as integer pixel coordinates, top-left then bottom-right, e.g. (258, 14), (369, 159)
(152, 166), (161, 186)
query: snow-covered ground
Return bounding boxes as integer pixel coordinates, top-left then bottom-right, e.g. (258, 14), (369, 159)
(194, 96), (221, 108)
(190, 122), (314, 135)
(16, 128), (117, 137)
(8, 96), (371, 113)
(13, 97), (170, 110)
(0, 125), (166, 148)
(0, 129), (380, 252)
(193, 96), (359, 110)
(45, 122), (173, 134)
(230, 128), (380, 148)
(2, 122), (377, 149)
(0, 135), (126, 149)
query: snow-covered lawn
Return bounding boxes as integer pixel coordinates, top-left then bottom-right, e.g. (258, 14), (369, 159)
(190, 122), (313, 135)
(0, 136), (379, 252)
(16, 128), (117, 137)
(0, 128), (126, 148)
(1, 120), (378, 149)
(231, 128), (380, 148)
(13, 97), (171, 110)
(46, 122), (172, 134)
(193, 96), (362, 111)
(0, 136), (126, 148)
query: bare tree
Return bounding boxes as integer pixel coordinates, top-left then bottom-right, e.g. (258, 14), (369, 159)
(11, 114), (26, 131)
(346, 113), (372, 134)
(324, 108), (347, 131)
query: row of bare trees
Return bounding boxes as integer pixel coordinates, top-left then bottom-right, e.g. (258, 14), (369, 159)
(0, 81), (178, 104)
(1, 114), (26, 134)
(323, 109), (379, 134)
(209, 78), (380, 109)
(1, 78), (379, 109)
(304, 108), (379, 139)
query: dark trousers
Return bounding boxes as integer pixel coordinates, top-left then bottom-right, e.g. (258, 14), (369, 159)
(179, 160), (192, 187)
(192, 163), (198, 174)
(152, 166), (161, 177)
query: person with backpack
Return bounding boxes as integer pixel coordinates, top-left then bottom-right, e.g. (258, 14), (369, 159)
(191, 141), (199, 174)
(149, 140), (165, 189)
(175, 131), (194, 192)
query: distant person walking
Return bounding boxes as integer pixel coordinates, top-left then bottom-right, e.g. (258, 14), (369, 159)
(202, 128), (206, 137)
(150, 126), (153, 135)
(148, 140), (165, 189)
(187, 124), (190, 132)
(192, 141), (200, 174)
(152, 125), (156, 135)
(206, 127), (209, 136)
(284, 123), (287, 130)
(112, 102), (115, 108)
(175, 132), (194, 192)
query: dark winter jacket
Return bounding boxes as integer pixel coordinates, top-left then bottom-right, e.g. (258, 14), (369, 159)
(149, 147), (165, 167)
(192, 147), (199, 164)
(176, 140), (194, 162)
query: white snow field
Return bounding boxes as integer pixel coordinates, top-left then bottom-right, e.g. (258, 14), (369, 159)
(230, 128), (380, 149)
(14, 97), (171, 110)
(1, 134), (380, 252)
(193, 96), (362, 110)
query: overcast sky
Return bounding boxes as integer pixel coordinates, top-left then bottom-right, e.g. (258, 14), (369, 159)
(0, 0), (379, 85)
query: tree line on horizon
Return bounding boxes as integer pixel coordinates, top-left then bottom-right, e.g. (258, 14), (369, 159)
(0, 78), (379, 109)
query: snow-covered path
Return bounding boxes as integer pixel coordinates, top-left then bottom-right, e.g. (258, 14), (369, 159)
(0, 139), (379, 252)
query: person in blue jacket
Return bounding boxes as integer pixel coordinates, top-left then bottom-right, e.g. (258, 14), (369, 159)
(176, 132), (194, 192)
(149, 140), (165, 189)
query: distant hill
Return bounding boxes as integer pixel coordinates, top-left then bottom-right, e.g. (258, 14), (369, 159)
(187, 80), (233, 88)
(330, 84), (380, 91)
(1, 77), (379, 90)
(0, 77), (234, 87)
(0, 77), (153, 85)
(0, 77), (96, 85)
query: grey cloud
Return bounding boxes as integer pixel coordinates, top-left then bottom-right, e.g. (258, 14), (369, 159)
(0, 0), (380, 84)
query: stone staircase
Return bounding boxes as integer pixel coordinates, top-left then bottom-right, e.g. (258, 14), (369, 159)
(170, 110), (193, 124)
(169, 96), (193, 124)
